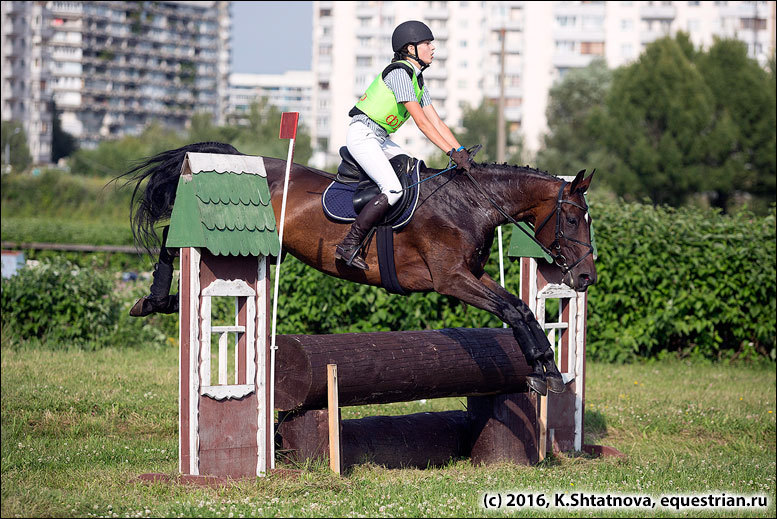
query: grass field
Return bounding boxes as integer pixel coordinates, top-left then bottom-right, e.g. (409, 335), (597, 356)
(1, 341), (774, 518)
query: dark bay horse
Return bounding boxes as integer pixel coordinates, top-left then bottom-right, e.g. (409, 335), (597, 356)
(119, 142), (596, 396)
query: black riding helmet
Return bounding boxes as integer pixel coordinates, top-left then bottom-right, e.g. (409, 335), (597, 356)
(392, 20), (434, 70)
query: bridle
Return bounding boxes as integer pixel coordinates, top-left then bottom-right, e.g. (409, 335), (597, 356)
(462, 167), (594, 275)
(531, 180), (595, 274)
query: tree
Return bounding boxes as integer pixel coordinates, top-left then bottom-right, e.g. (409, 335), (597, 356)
(695, 38), (776, 212)
(535, 59), (613, 177)
(590, 35), (722, 207)
(232, 99), (312, 165)
(457, 99), (523, 164)
(1, 121), (32, 173)
(187, 111), (240, 144)
(51, 101), (78, 163)
(589, 33), (775, 212)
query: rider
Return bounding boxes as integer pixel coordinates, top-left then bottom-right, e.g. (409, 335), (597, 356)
(335, 20), (474, 270)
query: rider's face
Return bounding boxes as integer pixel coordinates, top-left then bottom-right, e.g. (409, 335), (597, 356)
(411, 40), (435, 64)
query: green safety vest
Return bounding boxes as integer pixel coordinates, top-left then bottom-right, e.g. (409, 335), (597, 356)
(352, 60), (425, 134)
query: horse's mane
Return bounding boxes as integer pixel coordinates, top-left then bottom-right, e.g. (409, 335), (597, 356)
(476, 162), (562, 182)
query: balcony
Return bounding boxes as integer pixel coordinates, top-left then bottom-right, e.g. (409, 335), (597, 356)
(639, 4), (676, 20)
(640, 28), (671, 44)
(424, 6), (449, 20)
(552, 52), (595, 69)
(504, 106), (522, 123)
(489, 19), (524, 32)
(489, 40), (524, 55)
(486, 86), (523, 99)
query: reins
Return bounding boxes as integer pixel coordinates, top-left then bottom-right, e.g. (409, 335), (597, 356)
(462, 167), (594, 275)
(389, 163), (456, 194)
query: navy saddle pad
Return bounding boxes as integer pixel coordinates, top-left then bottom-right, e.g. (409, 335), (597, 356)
(322, 160), (421, 231)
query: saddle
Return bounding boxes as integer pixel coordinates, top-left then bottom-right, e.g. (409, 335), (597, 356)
(323, 146), (421, 230)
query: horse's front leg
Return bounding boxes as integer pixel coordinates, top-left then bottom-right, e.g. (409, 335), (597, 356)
(479, 273), (566, 394)
(432, 268), (555, 396)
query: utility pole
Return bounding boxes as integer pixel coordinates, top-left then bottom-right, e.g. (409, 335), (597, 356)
(496, 27), (507, 299)
(497, 28), (506, 164)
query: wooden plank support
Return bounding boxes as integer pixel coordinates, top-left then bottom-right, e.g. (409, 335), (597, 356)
(538, 394), (548, 462)
(327, 364), (341, 475)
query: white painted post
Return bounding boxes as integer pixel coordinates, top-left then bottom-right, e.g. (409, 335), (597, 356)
(269, 112), (299, 470)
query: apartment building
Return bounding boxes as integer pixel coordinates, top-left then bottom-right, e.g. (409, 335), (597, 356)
(1, 0), (231, 163)
(311, 1), (775, 166)
(227, 70), (313, 128)
(1, 1), (53, 163)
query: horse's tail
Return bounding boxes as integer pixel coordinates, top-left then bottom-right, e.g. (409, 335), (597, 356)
(115, 141), (243, 255)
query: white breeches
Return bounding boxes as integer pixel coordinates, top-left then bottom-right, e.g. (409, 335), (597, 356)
(346, 121), (407, 206)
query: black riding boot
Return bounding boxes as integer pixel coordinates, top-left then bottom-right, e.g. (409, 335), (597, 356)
(513, 322), (548, 396)
(528, 320), (566, 394)
(334, 193), (390, 270)
(130, 228), (179, 317)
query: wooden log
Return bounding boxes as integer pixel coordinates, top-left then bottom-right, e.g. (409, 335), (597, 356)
(277, 409), (471, 470)
(275, 328), (530, 411)
(469, 393), (539, 466)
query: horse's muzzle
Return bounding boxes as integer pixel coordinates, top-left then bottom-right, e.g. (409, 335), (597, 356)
(564, 270), (597, 292)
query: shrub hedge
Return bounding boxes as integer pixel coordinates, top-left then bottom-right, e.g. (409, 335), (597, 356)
(1, 257), (167, 349)
(586, 203), (775, 362)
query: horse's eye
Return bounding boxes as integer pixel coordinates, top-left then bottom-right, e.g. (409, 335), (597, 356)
(566, 216), (578, 226)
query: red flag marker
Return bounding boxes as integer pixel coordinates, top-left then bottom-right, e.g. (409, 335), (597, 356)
(279, 112), (299, 140)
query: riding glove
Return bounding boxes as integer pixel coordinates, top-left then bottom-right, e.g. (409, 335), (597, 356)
(448, 147), (473, 171)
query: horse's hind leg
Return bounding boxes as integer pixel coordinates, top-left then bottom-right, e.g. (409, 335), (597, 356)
(479, 273), (566, 394)
(432, 269), (551, 396)
(129, 226), (179, 317)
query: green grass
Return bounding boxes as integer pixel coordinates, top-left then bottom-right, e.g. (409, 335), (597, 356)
(1, 342), (774, 518)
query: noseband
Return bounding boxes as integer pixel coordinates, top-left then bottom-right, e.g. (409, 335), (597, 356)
(463, 171), (594, 275)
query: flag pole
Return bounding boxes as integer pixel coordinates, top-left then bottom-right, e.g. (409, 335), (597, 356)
(270, 112), (299, 469)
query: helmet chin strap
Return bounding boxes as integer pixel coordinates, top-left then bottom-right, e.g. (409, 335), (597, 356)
(400, 46), (430, 71)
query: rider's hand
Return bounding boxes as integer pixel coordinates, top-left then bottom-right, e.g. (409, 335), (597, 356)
(448, 146), (473, 171)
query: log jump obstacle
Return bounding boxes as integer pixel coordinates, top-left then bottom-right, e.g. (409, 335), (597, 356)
(142, 156), (611, 480)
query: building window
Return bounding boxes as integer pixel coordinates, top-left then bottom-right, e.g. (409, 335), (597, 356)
(580, 41), (605, 55)
(741, 18), (767, 31)
(556, 16), (576, 27)
(555, 40), (575, 52)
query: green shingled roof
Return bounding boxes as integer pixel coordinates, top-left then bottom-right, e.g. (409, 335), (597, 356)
(166, 169), (279, 257)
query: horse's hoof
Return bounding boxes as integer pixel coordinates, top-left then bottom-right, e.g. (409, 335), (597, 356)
(546, 374), (566, 394)
(129, 295), (178, 317)
(526, 375), (548, 396)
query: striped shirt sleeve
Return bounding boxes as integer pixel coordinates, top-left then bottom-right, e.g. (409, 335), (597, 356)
(384, 68), (431, 108)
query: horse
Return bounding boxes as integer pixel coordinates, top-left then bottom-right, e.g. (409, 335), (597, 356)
(117, 141), (596, 396)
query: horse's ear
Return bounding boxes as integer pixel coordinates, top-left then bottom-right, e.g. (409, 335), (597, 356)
(570, 169), (594, 194)
(569, 169), (586, 193)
